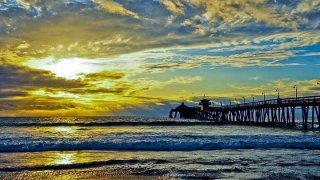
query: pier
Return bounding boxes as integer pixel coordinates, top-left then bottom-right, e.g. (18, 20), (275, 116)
(169, 96), (320, 130)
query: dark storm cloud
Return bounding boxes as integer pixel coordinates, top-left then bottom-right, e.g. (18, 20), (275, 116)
(0, 91), (28, 98)
(0, 97), (78, 111)
(0, 63), (87, 89)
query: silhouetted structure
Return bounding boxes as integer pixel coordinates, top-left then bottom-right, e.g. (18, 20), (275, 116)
(199, 99), (211, 111)
(170, 96), (320, 130)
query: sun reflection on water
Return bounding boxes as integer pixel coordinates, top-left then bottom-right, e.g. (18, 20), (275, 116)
(53, 127), (76, 134)
(54, 153), (74, 165)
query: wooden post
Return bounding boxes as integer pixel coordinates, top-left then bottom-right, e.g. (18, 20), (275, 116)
(291, 106), (296, 128)
(266, 108), (270, 123)
(301, 105), (309, 130)
(277, 107), (281, 125)
(286, 106), (290, 127)
(312, 105), (315, 129)
(315, 105), (320, 129)
(271, 108), (274, 125)
(281, 108), (284, 126)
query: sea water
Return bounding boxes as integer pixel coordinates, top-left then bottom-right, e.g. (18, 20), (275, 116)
(0, 117), (320, 179)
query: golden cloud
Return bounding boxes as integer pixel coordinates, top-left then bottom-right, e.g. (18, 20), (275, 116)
(186, 0), (303, 31)
(93, 0), (140, 18)
(82, 71), (125, 81)
(160, 0), (184, 14)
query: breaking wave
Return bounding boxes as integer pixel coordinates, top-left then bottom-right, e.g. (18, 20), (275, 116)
(0, 159), (169, 172)
(1, 135), (320, 152)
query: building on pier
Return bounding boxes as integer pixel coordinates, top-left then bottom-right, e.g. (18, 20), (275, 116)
(199, 99), (211, 111)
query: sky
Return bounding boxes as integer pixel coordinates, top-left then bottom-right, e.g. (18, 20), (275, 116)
(0, 0), (320, 116)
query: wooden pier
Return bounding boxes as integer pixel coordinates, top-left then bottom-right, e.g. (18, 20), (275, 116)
(169, 96), (320, 130)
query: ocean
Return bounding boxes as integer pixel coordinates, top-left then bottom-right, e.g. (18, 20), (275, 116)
(0, 117), (320, 179)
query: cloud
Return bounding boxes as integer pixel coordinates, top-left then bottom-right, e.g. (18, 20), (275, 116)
(41, 88), (127, 96)
(184, 0), (303, 32)
(0, 57), (204, 114)
(0, 0), (319, 116)
(15, 0), (36, 9)
(195, 50), (302, 68)
(93, 0), (140, 19)
(294, 0), (320, 13)
(299, 52), (320, 57)
(228, 79), (320, 98)
(82, 71), (125, 81)
(0, 91), (29, 98)
(138, 47), (304, 71)
(0, 63), (87, 90)
(123, 76), (204, 95)
(16, 41), (30, 50)
(1, 0), (318, 62)
(165, 76), (203, 85)
(144, 61), (201, 72)
(160, 0), (184, 14)
(136, 30), (320, 70)
(253, 31), (320, 49)
(0, 97), (79, 111)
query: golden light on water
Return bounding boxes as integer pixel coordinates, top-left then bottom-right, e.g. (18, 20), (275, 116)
(55, 153), (74, 165)
(51, 152), (93, 166)
(52, 127), (76, 134)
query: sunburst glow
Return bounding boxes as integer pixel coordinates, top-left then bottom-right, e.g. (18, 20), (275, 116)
(26, 57), (99, 79)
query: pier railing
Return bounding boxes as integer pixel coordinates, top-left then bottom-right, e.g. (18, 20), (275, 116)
(216, 96), (320, 110)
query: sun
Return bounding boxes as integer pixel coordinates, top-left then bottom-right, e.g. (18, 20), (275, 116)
(25, 57), (99, 79)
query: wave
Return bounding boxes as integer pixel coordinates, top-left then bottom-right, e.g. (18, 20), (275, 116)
(1, 135), (320, 152)
(0, 159), (169, 172)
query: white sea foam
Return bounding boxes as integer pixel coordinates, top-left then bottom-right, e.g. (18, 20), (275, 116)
(1, 134), (320, 152)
